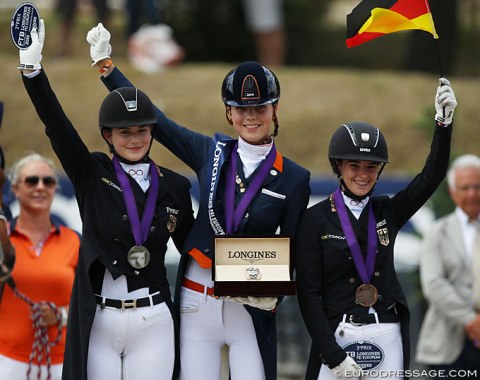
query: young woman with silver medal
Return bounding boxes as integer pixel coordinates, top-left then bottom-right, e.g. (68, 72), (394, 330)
(85, 23), (311, 380)
(295, 79), (457, 380)
(16, 19), (194, 380)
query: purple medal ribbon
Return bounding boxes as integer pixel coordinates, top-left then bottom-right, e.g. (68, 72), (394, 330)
(112, 156), (160, 245)
(224, 142), (277, 234)
(333, 188), (377, 284)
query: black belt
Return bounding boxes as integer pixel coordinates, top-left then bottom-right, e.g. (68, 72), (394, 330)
(95, 293), (164, 310)
(346, 313), (400, 325)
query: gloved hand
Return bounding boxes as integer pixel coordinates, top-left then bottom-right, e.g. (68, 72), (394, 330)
(86, 22), (112, 66)
(18, 19), (44, 70)
(435, 77), (457, 126)
(230, 296), (277, 311)
(332, 356), (362, 378)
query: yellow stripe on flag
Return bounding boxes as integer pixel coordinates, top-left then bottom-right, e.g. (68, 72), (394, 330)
(359, 8), (438, 39)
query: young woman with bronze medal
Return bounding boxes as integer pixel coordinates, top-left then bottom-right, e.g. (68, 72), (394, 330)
(296, 78), (457, 380)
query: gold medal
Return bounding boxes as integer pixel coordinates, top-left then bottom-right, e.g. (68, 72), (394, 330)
(355, 283), (378, 307)
(127, 245), (151, 269)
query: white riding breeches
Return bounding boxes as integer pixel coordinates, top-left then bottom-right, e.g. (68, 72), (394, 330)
(179, 287), (265, 380)
(87, 302), (174, 380)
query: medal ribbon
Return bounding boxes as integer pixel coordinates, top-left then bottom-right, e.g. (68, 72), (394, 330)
(112, 156), (160, 245)
(333, 188), (377, 284)
(224, 142), (276, 234)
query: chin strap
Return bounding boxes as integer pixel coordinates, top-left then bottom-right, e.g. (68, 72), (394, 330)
(340, 179), (375, 202)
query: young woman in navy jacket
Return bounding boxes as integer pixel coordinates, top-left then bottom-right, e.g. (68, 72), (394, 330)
(86, 23), (310, 380)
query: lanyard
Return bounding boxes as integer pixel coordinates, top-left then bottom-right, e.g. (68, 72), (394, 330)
(333, 188), (377, 284)
(224, 142), (276, 234)
(112, 156), (159, 245)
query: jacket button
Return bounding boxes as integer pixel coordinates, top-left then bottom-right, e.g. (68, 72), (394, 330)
(134, 270), (140, 275)
(204, 249), (210, 253)
(245, 213), (249, 218)
(112, 260), (118, 265)
(374, 271), (380, 277)
(114, 238), (120, 243)
(150, 226), (155, 232)
(122, 215), (128, 221)
(349, 278), (355, 284)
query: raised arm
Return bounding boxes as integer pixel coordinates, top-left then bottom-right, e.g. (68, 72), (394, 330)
(86, 23), (211, 172)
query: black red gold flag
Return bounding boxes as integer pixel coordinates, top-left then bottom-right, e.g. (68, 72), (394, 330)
(346, 0), (438, 48)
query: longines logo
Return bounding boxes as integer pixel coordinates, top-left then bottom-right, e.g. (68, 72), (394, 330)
(227, 250), (277, 263)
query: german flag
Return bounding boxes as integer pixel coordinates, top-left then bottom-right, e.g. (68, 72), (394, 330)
(346, 0), (438, 48)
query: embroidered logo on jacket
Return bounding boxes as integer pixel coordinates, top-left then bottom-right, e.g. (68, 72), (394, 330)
(102, 177), (122, 192)
(377, 228), (390, 246)
(166, 207), (179, 233)
(321, 234), (346, 240)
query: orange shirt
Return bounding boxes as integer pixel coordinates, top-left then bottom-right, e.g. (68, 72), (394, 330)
(0, 222), (79, 364)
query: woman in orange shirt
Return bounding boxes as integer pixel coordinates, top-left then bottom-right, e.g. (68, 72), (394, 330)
(0, 153), (79, 380)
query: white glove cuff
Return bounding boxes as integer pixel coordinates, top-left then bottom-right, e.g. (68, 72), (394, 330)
(91, 55), (111, 67)
(17, 63), (42, 70)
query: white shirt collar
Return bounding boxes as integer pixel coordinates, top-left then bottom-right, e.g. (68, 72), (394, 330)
(120, 162), (150, 192)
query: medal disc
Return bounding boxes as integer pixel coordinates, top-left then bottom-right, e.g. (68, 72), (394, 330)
(355, 283), (378, 307)
(11, 3), (40, 49)
(127, 245), (151, 269)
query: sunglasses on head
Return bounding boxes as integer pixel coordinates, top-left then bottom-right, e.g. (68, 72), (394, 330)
(23, 175), (57, 188)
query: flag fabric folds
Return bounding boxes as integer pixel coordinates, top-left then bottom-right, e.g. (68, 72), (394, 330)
(346, 0), (438, 48)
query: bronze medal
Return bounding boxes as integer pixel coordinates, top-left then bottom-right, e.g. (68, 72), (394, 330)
(355, 283), (378, 307)
(127, 245), (151, 269)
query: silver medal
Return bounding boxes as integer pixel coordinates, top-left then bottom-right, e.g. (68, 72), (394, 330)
(127, 245), (151, 269)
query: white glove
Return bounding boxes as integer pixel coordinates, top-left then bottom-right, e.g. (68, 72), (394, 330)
(18, 19), (44, 70)
(435, 77), (457, 126)
(230, 296), (277, 311)
(86, 22), (112, 66)
(332, 356), (362, 378)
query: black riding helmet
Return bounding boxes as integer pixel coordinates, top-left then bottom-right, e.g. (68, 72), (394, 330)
(99, 87), (157, 163)
(328, 122), (389, 177)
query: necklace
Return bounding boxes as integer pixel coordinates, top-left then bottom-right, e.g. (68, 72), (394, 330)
(30, 228), (52, 256)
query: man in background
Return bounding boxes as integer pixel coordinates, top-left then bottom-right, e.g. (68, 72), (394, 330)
(416, 154), (480, 378)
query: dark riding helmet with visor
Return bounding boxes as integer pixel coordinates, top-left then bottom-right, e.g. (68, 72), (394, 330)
(328, 122), (389, 177)
(221, 61), (280, 107)
(98, 87), (157, 163)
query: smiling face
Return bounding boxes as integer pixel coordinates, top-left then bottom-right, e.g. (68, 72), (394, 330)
(339, 159), (382, 197)
(12, 161), (57, 214)
(227, 104), (276, 145)
(103, 125), (153, 162)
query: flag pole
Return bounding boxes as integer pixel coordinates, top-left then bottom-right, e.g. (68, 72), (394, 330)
(424, 0), (444, 78)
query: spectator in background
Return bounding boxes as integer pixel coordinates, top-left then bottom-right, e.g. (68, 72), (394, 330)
(0, 156), (15, 304)
(0, 153), (79, 380)
(416, 154), (480, 378)
(56, 0), (109, 56)
(242, 0), (286, 67)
